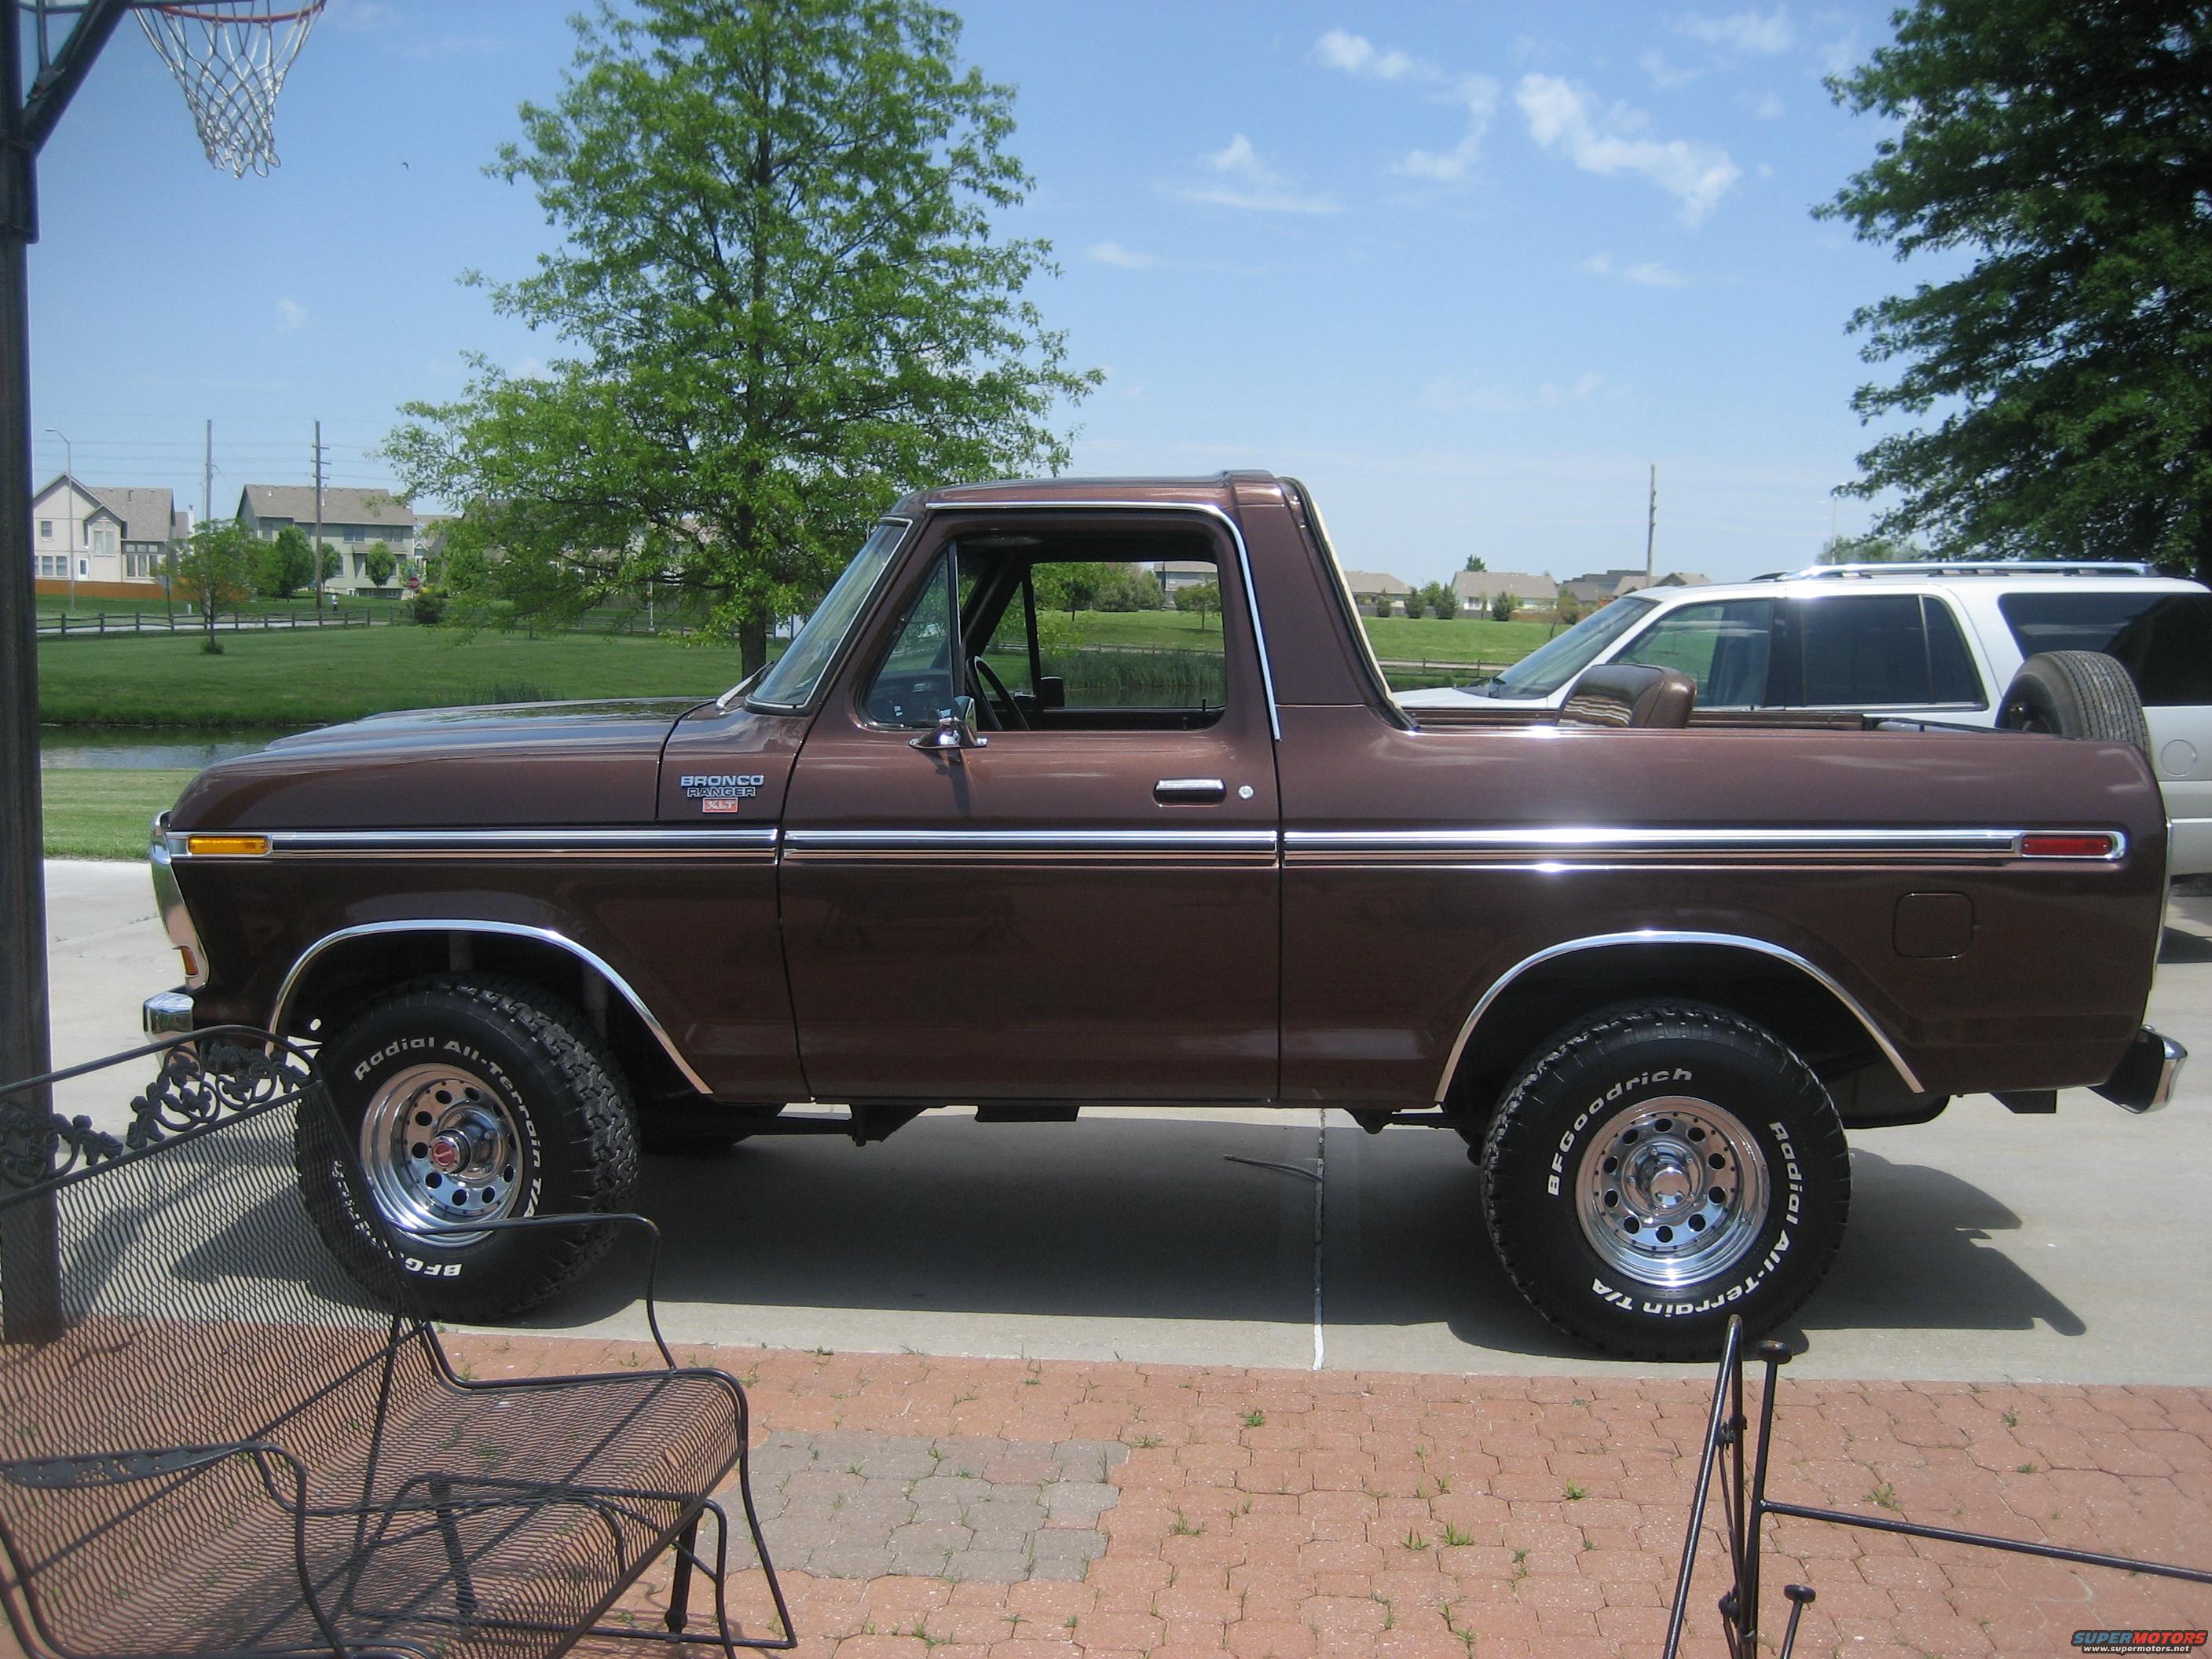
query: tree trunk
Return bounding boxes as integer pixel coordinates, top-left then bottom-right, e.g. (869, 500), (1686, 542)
(740, 611), (767, 676)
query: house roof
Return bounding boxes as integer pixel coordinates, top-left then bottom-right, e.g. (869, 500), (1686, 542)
(33, 475), (178, 544)
(1340, 569), (1412, 595)
(239, 484), (417, 529)
(1452, 569), (1555, 602)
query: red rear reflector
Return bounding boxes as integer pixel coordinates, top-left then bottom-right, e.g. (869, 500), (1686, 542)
(2020, 833), (2116, 859)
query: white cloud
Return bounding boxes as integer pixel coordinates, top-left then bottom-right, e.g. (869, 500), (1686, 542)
(1163, 134), (1337, 214)
(274, 297), (308, 332)
(1419, 372), (1608, 415)
(1581, 251), (1690, 287)
(1311, 28), (1419, 81)
(1678, 6), (1795, 55)
(1310, 30), (1500, 183)
(1740, 90), (1787, 119)
(1639, 49), (1702, 90)
(1087, 241), (1159, 269)
(1515, 75), (1741, 222)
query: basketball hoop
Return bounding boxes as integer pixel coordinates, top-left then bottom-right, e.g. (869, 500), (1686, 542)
(136, 1), (324, 178)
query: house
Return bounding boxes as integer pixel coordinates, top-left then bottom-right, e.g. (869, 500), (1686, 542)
(1656, 571), (1711, 588)
(236, 484), (421, 595)
(1451, 569), (1555, 613)
(1559, 566), (1650, 606)
(31, 475), (179, 596)
(1340, 569), (1415, 615)
(1150, 558), (1216, 595)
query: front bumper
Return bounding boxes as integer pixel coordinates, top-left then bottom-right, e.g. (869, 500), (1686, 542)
(142, 989), (195, 1037)
(2093, 1026), (2188, 1114)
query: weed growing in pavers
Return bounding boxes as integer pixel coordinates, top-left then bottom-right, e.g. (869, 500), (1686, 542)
(1063, 1617), (1077, 1629)
(1441, 1522), (1474, 1547)
(811, 1346), (833, 1357)
(1442, 1600), (1478, 1656)
(848, 1463), (865, 1476)
(1169, 1511), (1206, 1536)
(2017, 1461), (2038, 1474)
(1401, 1529), (1430, 1551)
(1562, 1482), (1587, 1501)
(1867, 1482), (1900, 1511)
(1511, 1552), (1529, 1584)
(1236, 1497), (1254, 1515)
(2002, 1409), (2019, 1428)
(954, 1391), (979, 1406)
(1369, 1593), (1393, 1632)
(927, 1446), (946, 1464)
(1244, 1410), (1266, 1428)
(1433, 1474), (1452, 1495)
(1130, 1434), (1162, 1449)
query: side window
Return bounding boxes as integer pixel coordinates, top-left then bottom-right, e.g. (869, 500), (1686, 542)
(994, 555), (1225, 721)
(1615, 599), (1774, 707)
(1795, 594), (1943, 707)
(864, 550), (958, 728)
(1922, 597), (1985, 705)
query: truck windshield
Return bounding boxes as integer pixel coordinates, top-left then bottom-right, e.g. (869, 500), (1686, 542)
(1485, 596), (1657, 698)
(744, 521), (907, 711)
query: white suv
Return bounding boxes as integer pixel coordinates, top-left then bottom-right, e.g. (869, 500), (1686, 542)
(1397, 562), (2212, 876)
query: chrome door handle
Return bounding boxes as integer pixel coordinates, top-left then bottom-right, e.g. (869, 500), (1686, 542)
(1155, 777), (1226, 804)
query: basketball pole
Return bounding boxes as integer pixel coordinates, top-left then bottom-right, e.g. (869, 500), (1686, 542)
(2, 0), (134, 1329)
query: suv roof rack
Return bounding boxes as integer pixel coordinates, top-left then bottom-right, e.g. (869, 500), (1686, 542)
(1761, 559), (2158, 582)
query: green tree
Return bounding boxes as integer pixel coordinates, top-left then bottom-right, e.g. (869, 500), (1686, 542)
(1489, 589), (1520, 622)
(1180, 578), (1221, 631)
(1093, 564), (1164, 611)
(170, 522), (258, 652)
(364, 542), (398, 587)
(1823, 1), (2212, 579)
(317, 543), (343, 584)
(1033, 562), (1102, 618)
(255, 524), (317, 599)
(1463, 553), (1487, 573)
(385, 0), (1098, 672)
(1818, 531), (1922, 565)
(1419, 580), (1458, 620)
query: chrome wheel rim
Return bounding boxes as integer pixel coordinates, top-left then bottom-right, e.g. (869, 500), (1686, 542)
(358, 1064), (525, 1244)
(1574, 1097), (1768, 1289)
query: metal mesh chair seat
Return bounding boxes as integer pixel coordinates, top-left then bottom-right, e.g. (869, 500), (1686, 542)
(0, 1034), (789, 1659)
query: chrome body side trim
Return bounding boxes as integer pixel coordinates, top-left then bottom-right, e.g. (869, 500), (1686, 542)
(784, 827), (1278, 853)
(170, 826), (778, 858)
(1434, 928), (1925, 1105)
(270, 920), (712, 1095)
(917, 499), (1282, 742)
(1290, 826), (2125, 863)
(148, 812), (209, 987)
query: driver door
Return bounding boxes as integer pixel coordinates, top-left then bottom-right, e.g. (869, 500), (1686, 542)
(778, 518), (1282, 1103)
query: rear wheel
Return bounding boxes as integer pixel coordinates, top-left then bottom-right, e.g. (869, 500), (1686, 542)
(298, 973), (639, 1320)
(1479, 1001), (1849, 1361)
(1998, 650), (2150, 753)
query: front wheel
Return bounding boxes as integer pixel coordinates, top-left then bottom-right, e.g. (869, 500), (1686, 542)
(298, 973), (640, 1321)
(1479, 1001), (1849, 1361)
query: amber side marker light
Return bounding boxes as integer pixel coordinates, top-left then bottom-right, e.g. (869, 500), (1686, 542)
(2020, 832), (2118, 859)
(184, 834), (270, 858)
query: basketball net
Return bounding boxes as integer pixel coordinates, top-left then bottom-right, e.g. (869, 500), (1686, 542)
(137, 2), (325, 178)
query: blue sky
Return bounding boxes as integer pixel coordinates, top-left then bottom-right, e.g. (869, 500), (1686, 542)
(31, 0), (1918, 588)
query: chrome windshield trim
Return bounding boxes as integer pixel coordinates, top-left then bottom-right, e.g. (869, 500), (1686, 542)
(784, 827), (1280, 851)
(1290, 826), (2033, 857)
(738, 515), (914, 714)
(170, 827), (778, 856)
(919, 499), (1281, 742)
(1435, 928), (1925, 1105)
(270, 920), (711, 1095)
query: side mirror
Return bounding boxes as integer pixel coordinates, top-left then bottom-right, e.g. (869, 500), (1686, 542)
(910, 694), (988, 754)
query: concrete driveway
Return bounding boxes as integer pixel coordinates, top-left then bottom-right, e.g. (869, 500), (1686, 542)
(41, 859), (2212, 1384)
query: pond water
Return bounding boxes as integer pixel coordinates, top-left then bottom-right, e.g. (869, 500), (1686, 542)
(39, 726), (314, 770)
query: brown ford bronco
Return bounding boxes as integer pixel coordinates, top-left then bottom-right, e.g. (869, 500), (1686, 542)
(145, 472), (2186, 1359)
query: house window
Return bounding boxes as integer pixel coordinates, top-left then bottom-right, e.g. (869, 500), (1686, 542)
(35, 555), (64, 577)
(90, 526), (117, 559)
(38, 520), (50, 539)
(77, 558), (87, 577)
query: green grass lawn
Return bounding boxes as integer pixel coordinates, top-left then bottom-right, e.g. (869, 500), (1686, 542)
(38, 627), (746, 726)
(1045, 606), (1551, 663)
(42, 769), (197, 859)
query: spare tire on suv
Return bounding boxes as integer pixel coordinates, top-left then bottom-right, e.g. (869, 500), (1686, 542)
(1997, 649), (2151, 754)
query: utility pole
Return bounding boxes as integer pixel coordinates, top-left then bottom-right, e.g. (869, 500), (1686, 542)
(1645, 463), (1657, 586)
(312, 417), (324, 610)
(42, 427), (69, 610)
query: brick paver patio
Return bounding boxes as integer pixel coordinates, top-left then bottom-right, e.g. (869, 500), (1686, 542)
(420, 1335), (2212, 1659)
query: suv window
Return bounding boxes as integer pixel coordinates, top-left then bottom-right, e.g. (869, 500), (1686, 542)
(1786, 594), (1986, 708)
(1999, 590), (2212, 706)
(1615, 599), (1774, 707)
(981, 556), (1226, 721)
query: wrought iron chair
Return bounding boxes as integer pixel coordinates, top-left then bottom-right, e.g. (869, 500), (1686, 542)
(0, 1029), (792, 1658)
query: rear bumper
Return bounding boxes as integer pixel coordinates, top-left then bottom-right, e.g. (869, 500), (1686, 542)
(2093, 1026), (2188, 1114)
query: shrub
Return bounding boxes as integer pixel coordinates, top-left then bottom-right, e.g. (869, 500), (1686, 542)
(411, 588), (447, 625)
(1489, 590), (1521, 622)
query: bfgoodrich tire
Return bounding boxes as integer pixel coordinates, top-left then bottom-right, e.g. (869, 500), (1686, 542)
(1480, 1001), (1849, 1361)
(298, 973), (640, 1321)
